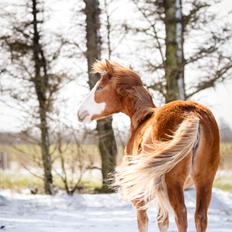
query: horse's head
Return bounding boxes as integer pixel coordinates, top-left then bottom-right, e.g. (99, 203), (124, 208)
(77, 60), (142, 122)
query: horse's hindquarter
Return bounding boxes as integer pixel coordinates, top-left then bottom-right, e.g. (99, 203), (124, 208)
(153, 100), (220, 184)
(125, 100), (220, 182)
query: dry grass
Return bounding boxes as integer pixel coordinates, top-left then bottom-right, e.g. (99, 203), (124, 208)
(0, 143), (231, 192)
(220, 143), (232, 169)
(0, 170), (102, 193)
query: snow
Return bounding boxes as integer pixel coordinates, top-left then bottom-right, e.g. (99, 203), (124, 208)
(0, 188), (232, 232)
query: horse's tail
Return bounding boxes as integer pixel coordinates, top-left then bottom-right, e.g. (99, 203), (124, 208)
(114, 116), (200, 222)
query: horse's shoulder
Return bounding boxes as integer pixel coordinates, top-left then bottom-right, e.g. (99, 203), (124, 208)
(125, 115), (154, 155)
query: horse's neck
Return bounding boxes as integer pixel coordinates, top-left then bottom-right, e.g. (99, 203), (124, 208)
(125, 129), (141, 155)
(131, 107), (154, 129)
(121, 86), (155, 127)
(122, 86), (156, 155)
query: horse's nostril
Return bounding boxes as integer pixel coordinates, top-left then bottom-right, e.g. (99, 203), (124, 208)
(77, 111), (83, 121)
(78, 110), (89, 121)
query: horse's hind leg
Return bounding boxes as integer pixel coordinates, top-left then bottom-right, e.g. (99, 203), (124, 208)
(193, 180), (213, 232)
(192, 149), (220, 232)
(192, 157), (219, 232)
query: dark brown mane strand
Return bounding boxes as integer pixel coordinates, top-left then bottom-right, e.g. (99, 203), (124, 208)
(128, 86), (155, 128)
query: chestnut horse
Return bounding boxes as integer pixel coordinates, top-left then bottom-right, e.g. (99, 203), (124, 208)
(78, 60), (220, 232)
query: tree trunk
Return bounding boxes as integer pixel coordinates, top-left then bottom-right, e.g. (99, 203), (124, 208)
(164, 0), (185, 102)
(96, 117), (117, 191)
(39, 105), (53, 194)
(31, 0), (53, 194)
(104, 0), (112, 59)
(84, 0), (117, 192)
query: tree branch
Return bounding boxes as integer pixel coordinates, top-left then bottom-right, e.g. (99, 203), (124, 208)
(186, 62), (232, 98)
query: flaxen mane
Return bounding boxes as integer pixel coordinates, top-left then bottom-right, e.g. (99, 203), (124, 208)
(92, 60), (142, 87)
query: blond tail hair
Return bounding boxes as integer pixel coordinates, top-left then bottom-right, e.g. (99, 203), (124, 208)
(114, 116), (200, 222)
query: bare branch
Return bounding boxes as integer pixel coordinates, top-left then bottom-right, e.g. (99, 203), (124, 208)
(131, 0), (165, 64)
(186, 61), (232, 99)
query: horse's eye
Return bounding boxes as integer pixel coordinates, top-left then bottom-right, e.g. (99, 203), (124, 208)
(96, 85), (103, 91)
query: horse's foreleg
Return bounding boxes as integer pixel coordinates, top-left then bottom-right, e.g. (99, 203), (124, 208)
(136, 209), (148, 232)
(157, 208), (169, 232)
(165, 158), (190, 232)
(133, 200), (148, 232)
(165, 169), (188, 232)
(168, 186), (187, 232)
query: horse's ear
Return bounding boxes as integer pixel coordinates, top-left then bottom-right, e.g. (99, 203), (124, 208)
(116, 85), (130, 96)
(105, 59), (113, 75)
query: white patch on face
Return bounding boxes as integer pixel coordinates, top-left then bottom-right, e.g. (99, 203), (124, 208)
(78, 81), (106, 123)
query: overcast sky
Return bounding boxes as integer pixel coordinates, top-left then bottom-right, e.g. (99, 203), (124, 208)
(0, 0), (232, 133)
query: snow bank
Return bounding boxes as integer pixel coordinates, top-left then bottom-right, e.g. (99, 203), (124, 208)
(0, 188), (231, 232)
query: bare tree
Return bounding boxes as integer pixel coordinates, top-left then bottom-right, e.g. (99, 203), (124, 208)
(0, 0), (69, 194)
(128, 0), (232, 102)
(103, 0), (113, 59)
(163, 0), (185, 102)
(52, 125), (97, 195)
(101, 0), (129, 60)
(83, 0), (117, 192)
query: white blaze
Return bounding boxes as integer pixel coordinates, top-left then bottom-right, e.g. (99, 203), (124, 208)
(78, 81), (106, 123)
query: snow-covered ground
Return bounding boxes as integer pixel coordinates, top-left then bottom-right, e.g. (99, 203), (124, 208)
(0, 188), (232, 232)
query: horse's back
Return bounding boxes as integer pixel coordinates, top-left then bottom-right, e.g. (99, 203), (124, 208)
(153, 100), (220, 148)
